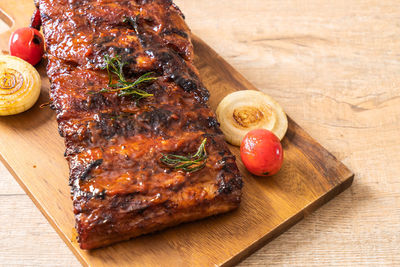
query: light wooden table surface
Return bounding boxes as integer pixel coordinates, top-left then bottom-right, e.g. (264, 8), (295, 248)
(1, 0), (399, 266)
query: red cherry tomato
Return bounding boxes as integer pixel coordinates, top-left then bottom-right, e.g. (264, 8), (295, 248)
(9, 27), (44, 66)
(240, 129), (283, 176)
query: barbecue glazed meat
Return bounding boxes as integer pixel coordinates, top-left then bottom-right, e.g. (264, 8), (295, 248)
(37, 0), (242, 249)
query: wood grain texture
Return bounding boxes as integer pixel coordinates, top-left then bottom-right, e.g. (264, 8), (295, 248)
(1, 0), (397, 266)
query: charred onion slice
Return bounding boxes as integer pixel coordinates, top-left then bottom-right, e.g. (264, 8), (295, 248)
(0, 55), (41, 116)
(216, 90), (288, 146)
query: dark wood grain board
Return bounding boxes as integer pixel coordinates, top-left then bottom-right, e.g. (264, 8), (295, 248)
(0, 1), (353, 266)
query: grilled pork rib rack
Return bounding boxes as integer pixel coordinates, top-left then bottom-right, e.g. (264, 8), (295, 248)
(36, 0), (242, 249)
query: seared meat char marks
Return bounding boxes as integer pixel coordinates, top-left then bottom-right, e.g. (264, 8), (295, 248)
(38, 0), (242, 249)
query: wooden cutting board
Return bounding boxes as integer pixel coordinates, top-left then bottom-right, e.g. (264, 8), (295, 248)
(0, 1), (353, 266)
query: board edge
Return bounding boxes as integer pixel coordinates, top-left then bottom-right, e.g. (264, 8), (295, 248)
(221, 173), (354, 267)
(0, 152), (89, 267)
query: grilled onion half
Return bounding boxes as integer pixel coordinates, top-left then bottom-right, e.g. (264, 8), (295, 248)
(216, 90), (288, 146)
(0, 55), (41, 116)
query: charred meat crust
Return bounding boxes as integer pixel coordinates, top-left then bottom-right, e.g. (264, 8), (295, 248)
(38, 0), (242, 250)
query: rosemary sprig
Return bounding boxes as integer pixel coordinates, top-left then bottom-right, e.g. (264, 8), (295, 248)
(160, 138), (208, 173)
(103, 54), (126, 84)
(97, 55), (157, 99)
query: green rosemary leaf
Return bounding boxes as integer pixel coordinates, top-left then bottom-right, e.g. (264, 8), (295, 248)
(98, 88), (110, 93)
(95, 54), (157, 99)
(160, 138), (208, 173)
(118, 88), (153, 98)
(164, 154), (191, 161)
